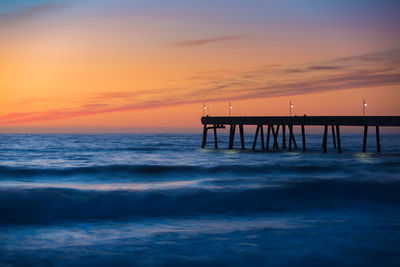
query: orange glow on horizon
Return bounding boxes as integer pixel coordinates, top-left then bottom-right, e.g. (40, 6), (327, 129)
(1, 1), (399, 132)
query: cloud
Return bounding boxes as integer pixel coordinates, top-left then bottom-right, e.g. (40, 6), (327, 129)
(169, 35), (246, 47)
(0, 1), (69, 25)
(1, 49), (399, 125)
(307, 65), (345, 71)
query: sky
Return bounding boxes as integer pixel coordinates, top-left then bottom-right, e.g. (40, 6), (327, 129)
(0, 0), (399, 133)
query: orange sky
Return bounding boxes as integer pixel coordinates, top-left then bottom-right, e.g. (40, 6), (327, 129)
(0, 0), (399, 133)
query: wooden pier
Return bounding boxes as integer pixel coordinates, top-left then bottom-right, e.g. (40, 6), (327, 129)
(201, 116), (400, 153)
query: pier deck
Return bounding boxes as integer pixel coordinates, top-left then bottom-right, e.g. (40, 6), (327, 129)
(201, 116), (400, 153)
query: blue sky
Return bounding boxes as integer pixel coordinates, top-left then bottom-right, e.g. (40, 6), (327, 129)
(0, 0), (62, 12)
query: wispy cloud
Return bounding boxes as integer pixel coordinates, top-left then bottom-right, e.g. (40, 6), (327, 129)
(169, 35), (246, 47)
(1, 49), (399, 125)
(0, 1), (68, 25)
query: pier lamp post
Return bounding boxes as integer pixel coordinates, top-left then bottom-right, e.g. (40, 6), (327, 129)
(203, 104), (209, 116)
(289, 100), (294, 117)
(229, 102), (232, 117)
(363, 99), (367, 116)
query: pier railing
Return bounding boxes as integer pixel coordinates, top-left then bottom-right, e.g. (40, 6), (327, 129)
(201, 116), (400, 153)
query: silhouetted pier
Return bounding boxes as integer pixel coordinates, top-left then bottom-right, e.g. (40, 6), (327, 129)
(201, 116), (400, 153)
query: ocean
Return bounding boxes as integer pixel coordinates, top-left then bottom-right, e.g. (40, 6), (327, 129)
(0, 133), (399, 266)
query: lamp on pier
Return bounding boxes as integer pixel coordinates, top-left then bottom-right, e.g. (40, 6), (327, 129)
(203, 104), (209, 116)
(363, 99), (367, 116)
(290, 100), (294, 117)
(229, 102), (232, 117)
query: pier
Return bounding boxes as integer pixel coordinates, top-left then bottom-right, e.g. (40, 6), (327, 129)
(201, 116), (400, 153)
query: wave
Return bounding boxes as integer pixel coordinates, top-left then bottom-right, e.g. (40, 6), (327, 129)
(0, 163), (363, 179)
(0, 165), (199, 178)
(1, 160), (399, 180)
(1, 178), (399, 224)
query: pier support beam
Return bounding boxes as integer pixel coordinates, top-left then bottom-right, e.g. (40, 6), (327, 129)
(260, 125), (265, 150)
(270, 125), (275, 149)
(202, 124), (208, 148)
(323, 125), (328, 153)
(239, 124), (245, 149)
(229, 124), (236, 149)
(291, 127), (298, 149)
(376, 126), (380, 153)
(336, 125), (342, 153)
(282, 124), (286, 149)
(331, 125), (337, 149)
(288, 124), (293, 151)
(213, 125), (218, 149)
(266, 125), (271, 151)
(272, 125), (280, 149)
(252, 125), (264, 150)
(252, 125), (260, 150)
(363, 126), (368, 152)
(301, 124), (306, 151)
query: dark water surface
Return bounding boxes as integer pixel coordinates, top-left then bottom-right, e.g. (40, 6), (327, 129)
(0, 134), (399, 266)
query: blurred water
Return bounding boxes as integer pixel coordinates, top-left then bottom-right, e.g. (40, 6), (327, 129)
(0, 134), (399, 266)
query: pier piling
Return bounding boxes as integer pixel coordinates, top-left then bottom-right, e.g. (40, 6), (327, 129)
(323, 125), (328, 153)
(282, 124), (287, 149)
(301, 124), (306, 151)
(288, 124), (293, 151)
(336, 125), (342, 153)
(202, 124), (207, 148)
(239, 125), (245, 149)
(213, 125), (218, 149)
(270, 125), (276, 149)
(376, 126), (380, 153)
(272, 125), (280, 149)
(331, 125), (337, 149)
(266, 125), (271, 151)
(292, 128), (298, 149)
(363, 126), (368, 152)
(260, 125), (265, 150)
(252, 125), (259, 150)
(229, 124), (236, 149)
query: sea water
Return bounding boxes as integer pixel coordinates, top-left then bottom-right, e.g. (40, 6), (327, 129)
(0, 133), (399, 266)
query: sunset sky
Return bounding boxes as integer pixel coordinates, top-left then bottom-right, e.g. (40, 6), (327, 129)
(1, 0), (399, 133)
